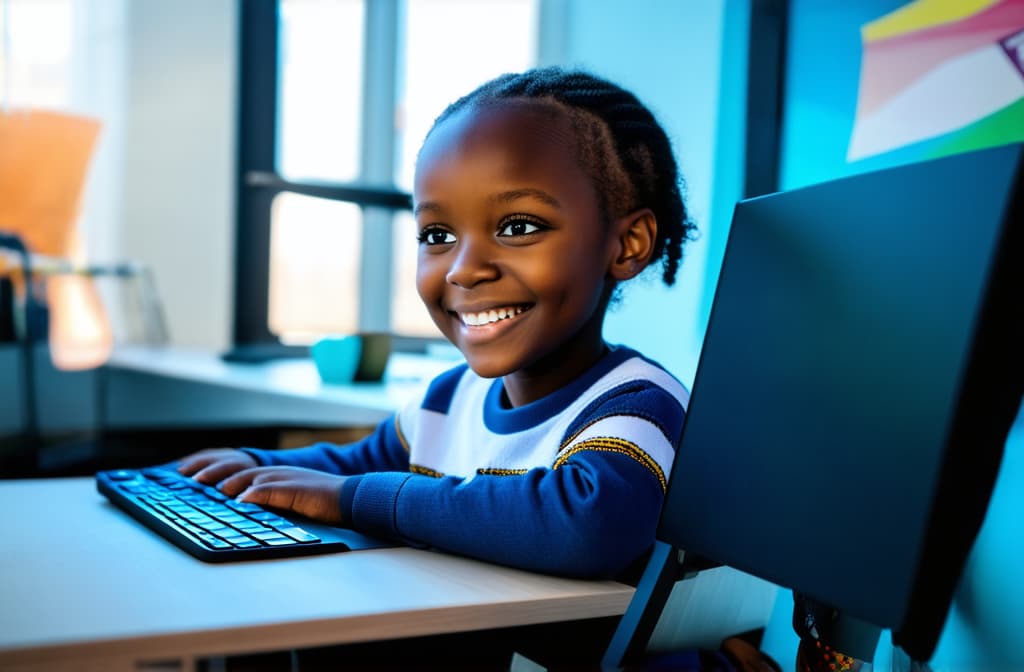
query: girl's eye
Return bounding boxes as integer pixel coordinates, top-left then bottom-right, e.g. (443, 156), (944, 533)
(497, 217), (544, 237)
(417, 227), (456, 246)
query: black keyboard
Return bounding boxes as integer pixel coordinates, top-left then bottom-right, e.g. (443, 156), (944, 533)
(96, 467), (392, 562)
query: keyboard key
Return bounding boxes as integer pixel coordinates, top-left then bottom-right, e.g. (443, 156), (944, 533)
(200, 522), (233, 535)
(252, 531), (289, 542)
(202, 487), (229, 501)
(179, 493), (214, 505)
(182, 512), (216, 526)
(197, 534), (232, 549)
(212, 512), (248, 525)
(226, 501), (264, 514)
(277, 526), (320, 543)
(234, 521), (269, 533)
(228, 537), (262, 549)
(250, 512), (288, 525)
(141, 467), (176, 479)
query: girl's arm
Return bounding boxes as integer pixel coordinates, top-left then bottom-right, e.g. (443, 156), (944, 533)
(339, 447), (666, 579)
(240, 415), (410, 475)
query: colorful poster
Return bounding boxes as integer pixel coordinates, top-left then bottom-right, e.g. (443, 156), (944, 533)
(848, 0), (1024, 161)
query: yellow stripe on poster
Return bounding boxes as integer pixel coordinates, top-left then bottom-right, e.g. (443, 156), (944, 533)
(862, 0), (1000, 42)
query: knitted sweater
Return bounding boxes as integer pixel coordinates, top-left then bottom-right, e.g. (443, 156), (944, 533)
(243, 345), (689, 578)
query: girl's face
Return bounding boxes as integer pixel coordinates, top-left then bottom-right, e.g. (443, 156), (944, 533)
(413, 102), (619, 406)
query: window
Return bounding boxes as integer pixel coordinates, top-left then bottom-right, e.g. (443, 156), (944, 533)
(0, 0), (74, 109)
(237, 0), (539, 347)
(268, 194), (363, 339)
(277, 0), (364, 184)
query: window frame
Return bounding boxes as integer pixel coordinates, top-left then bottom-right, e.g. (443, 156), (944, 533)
(233, 0), (413, 348)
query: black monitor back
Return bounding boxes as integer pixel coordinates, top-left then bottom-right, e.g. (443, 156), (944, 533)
(659, 143), (1024, 660)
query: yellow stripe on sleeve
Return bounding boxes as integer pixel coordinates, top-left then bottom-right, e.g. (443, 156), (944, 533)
(553, 437), (667, 492)
(394, 415), (410, 454)
(410, 464), (444, 478)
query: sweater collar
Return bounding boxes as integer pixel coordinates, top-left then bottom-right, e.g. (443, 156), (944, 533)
(482, 345), (637, 434)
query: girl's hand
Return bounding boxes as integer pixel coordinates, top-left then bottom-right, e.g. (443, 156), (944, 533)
(176, 447), (259, 485)
(217, 466), (347, 526)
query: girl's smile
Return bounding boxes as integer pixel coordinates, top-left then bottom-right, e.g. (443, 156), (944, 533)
(448, 303), (532, 347)
(454, 303), (530, 328)
(456, 304), (529, 327)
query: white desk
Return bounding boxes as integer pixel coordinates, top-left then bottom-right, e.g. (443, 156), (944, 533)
(0, 478), (634, 672)
(0, 344), (460, 435)
(103, 345), (460, 429)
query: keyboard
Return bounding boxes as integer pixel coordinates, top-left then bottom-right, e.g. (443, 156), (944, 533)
(96, 467), (392, 562)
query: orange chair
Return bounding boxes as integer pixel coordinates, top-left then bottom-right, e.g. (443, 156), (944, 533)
(0, 108), (113, 370)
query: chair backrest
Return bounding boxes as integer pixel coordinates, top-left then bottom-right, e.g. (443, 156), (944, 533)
(0, 109), (113, 370)
(0, 110), (100, 258)
(605, 143), (1024, 669)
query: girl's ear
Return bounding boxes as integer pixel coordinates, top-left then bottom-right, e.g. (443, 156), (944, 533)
(609, 208), (657, 281)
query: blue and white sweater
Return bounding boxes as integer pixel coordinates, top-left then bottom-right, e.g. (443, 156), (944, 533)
(243, 345), (689, 578)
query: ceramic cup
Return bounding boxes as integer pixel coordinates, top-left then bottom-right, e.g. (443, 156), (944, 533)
(311, 333), (391, 384)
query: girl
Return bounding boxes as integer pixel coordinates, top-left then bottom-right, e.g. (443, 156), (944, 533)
(179, 66), (697, 580)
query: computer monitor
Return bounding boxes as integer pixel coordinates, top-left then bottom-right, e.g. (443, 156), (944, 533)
(658, 143), (1023, 660)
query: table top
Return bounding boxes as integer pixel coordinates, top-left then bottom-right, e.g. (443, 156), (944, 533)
(109, 345), (457, 409)
(0, 477), (633, 669)
(1, 344), (465, 434)
(103, 345), (463, 429)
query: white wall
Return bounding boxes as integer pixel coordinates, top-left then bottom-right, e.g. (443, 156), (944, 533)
(119, 0), (237, 350)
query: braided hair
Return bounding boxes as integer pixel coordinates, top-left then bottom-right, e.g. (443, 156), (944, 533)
(425, 66), (697, 287)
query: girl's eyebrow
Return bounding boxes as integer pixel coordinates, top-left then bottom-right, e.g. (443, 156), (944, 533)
(413, 201), (442, 217)
(493, 188), (561, 209)
(413, 188), (561, 217)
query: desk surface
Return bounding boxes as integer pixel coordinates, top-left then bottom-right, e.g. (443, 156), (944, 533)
(104, 345), (462, 429)
(1, 344), (464, 434)
(109, 345), (456, 410)
(0, 478), (633, 671)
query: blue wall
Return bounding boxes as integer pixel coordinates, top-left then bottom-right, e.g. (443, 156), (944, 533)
(546, 0), (748, 388)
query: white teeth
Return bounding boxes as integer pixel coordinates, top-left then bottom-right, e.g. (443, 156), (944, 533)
(461, 306), (524, 326)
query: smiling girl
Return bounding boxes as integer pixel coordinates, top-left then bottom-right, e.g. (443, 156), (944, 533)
(178, 67), (697, 580)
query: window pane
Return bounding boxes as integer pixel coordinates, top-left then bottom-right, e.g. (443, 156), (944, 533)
(390, 212), (440, 338)
(395, 0), (539, 190)
(268, 193), (361, 342)
(277, 0), (364, 182)
(390, 0), (538, 338)
(0, 0), (73, 108)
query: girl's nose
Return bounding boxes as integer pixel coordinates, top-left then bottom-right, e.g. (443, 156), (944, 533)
(445, 238), (500, 288)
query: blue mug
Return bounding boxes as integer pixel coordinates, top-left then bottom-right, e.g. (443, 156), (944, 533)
(311, 333), (391, 384)
(311, 335), (362, 384)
